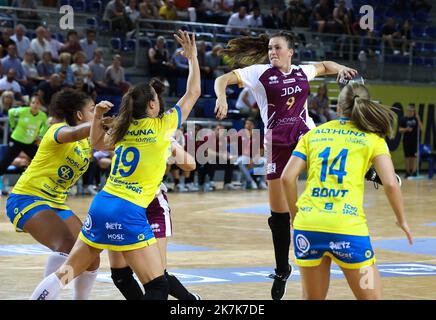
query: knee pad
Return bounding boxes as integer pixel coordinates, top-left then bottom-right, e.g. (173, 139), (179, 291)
(268, 212), (290, 232)
(111, 266), (134, 284)
(143, 275), (169, 300)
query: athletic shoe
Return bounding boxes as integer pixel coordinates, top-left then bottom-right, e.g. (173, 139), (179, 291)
(269, 264), (292, 300)
(176, 184), (188, 192)
(192, 293), (202, 300)
(224, 183), (238, 190)
(186, 183), (199, 192)
(365, 167), (402, 189)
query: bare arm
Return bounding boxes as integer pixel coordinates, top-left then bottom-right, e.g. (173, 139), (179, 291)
(314, 61), (358, 81)
(171, 140), (196, 171)
(90, 100), (114, 150)
(373, 154), (413, 244)
(56, 122), (91, 143)
(214, 71), (239, 120)
(174, 31), (201, 124)
(280, 155), (307, 223)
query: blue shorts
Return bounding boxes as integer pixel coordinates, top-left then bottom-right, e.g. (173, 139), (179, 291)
(79, 191), (156, 251)
(293, 229), (376, 269)
(6, 193), (74, 232)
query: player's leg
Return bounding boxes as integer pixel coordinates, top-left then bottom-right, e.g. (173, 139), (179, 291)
(340, 264), (382, 300)
(299, 256), (332, 300)
(108, 250), (143, 300)
(268, 178), (292, 300)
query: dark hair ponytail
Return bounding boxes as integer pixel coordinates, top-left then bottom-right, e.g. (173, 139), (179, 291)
(149, 77), (165, 115)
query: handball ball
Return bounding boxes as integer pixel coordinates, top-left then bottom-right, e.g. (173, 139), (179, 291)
(338, 74), (365, 90)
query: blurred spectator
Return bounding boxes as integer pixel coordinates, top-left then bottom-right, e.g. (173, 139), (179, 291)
(235, 87), (258, 118)
(411, 0), (432, 13)
(284, 0), (310, 28)
(79, 29), (98, 63)
(0, 90), (16, 116)
(309, 84), (332, 123)
(37, 73), (63, 106)
(313, 0), (334, 33)
(60, 30), (81, 56)
(36, 51), (55, 80)
(55, 52), (74, 86)
(72, 76), (97, 100)
(45, 28), (63, 62)
(1, 44), (28, 88)
(197, 41), (212, 78)
(399, 19), (413, 55)
(71, 51), (93, 87)
(205, 44), (228, 78)
(0, 28), (16, 59)
(159, 0), (178, 20)
(148, 36), (175, 94)
(226, 6), (250, 35)
(22, 49), (44, 88)
(359, 30), (380, 59)
(174, 0), (192, 21)
(381, 17), (401, 55)
(139, 0), (161, 20)
(263, 5), (283, 29)
(105, 54), (130, 94)
(214, 0), (234, 14)
(333, 0), (352, 35)
(88, 48), (109, 94)
(248, 6), (263, 29)
(10, 24), (30, 60)
(234, 0), (259, 12)
(0, 69), (23, 101)
(172, 45), (189, 77)
(125, 0), (141, 24)
(103, 0), (135, 36)
(29, 26), (50, 60)
(11, 0), (40, 29)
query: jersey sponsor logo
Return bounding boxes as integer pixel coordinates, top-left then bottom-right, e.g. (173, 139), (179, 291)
(276, 117), (298, 126)
(300, 206), (312, 212)
(343, 203), (358, 216)
(266, 163), (276, 174)
(151, 223), (161, 233)
(107, 234), (125, 241)
(311, 187), (349, 198)
(329, 241), (351, 250)
(105, 222), (123, 230)
(135, 137), (157, 143)
(127, 129), (155, 136)
(58, 165), (74, 180)
(283, 78), (296, 84)
(268, 75), (279, 84)
(280, 85), (303, 97)
(315, 128), (366, 136)
(137, 234), (145, 241)
(65, 156), (80, 169)
(332, 250), (352, 259)
(37, 289), (50, 300)
(324, 203), (334, 210)
(295, 234), (310, 253)
(83, 215), (92, 232)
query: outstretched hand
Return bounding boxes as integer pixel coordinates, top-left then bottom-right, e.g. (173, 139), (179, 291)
(336, 67), (358, 82)
(174, 30), (197, 60)
(396, 221), (413, 245)
(94, 100), (113, 118)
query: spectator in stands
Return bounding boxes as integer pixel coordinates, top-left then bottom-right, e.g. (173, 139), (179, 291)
(126, 0), (141, 25)
(148, 36), (176, 94)
(309, 83), (332, 123)
(55, 52), (74, 86)
(30, 26), (50, 61)
(313, 0), (334, 33)
(159, 0), (178, 20)
(174, 0), (193, 21)
(235, 87), (258, 118)
(22, 49), (44, 89)
(214, 0), (234, 14)
(72, 76), (97, 100)
(92, 150), (114, 192)
(248, 6), (263, 29)
(139, 0), (161, 20)
(333, 0), (352, 35)
(263, 5), (283, 29)
(195, 0), (219, 23)
(105, 54), (130, 94)
(1, 44), (28, 89)
(399, 19), (414, 56)
(45, 28), (63, 62)
(226, 6), (250, 35)
(197, 41), (212, 79)
(79, 29), (98, 63)
(10, 24), (30, 60)
(36, 51), (55, 80)
(234, 0), (259, 12)
(71, 51), (93, 88)
(0, 28), (16, 59)
(11, 0), (40, 29)
(205, 44), (228, 78)
(381, 17), (402, 55)
(0, 90), (16, 116)
(359, 30), (380, 61)
(37, 73), (63, 106)
(284, 0), (310, 29)
(0, 69), (23, 102)
(103, 0), (134, 37)
(88, 48), (109, 94)
(60, 30), (81, 56)
(172, 44), (189, 78)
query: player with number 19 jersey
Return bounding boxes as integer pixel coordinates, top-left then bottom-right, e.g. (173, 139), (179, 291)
(292, 118), (390, 237)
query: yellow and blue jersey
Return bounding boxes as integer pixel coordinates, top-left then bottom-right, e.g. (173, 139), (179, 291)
(12, 122), (92, 203)
(292, 118), (390, 236)
(103, 106), (181, 208)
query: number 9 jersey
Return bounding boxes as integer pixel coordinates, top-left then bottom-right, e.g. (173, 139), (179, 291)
(103, 106), (181, 208)
(12, 122), (92, 203)
(292, 118), (390, 236)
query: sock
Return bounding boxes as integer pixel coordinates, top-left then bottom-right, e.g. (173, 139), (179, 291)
(268, 211), (291, 274)
(44, 252), (69, 277)
(73, 269), (98, 300)
(166, 270), (195, 300)
(142, 275), (168, 300)
(111, 267), (143, 300)
(30, 273), (64, 300)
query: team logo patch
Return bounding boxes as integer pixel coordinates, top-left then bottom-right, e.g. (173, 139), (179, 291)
(295, 234), (310, 253)
(83, 215), (92, 232)
(58, 165), (74, 180)
(365, 250), (372, 258)
(267, 163), (276, 174)
(137, 234), (145, 241)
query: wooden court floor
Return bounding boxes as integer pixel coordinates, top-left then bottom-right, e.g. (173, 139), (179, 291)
(0, 179), (435, 300)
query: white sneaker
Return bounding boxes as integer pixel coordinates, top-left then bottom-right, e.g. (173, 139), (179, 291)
(176, 184), (188, 192)
(192, 293), (202, 300)
(224, 183), (238, 190)
(259, 181), (268, 190)
(186, 183), (199, 191)
(86, 185), (98, 195)
(249, 181), (258, 190)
